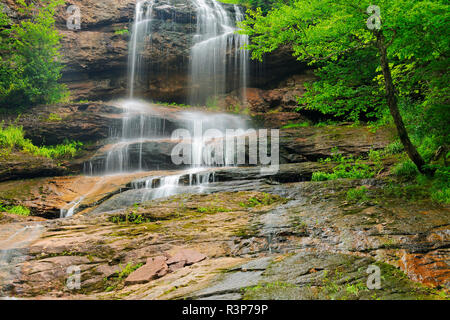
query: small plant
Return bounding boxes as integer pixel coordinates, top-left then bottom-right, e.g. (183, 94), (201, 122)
(239, 193), (283, 208)
(117, 262), (143, 280)
(104, 262), (143, 292)
(46, 113), (62, 122)
(281, 122), (310, 129)
(346, 186), (369, 203)
(312, 148), (384, 182)
(384, 140), (404, 155)
(393, 160), (419, 179)
(0, 203), (30, 216)
(114, 29), (129, 35)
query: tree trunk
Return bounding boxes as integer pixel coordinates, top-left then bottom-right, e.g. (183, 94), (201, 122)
(375, 31), (428, 174)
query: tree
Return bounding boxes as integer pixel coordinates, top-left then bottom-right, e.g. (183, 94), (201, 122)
(240, 0), (448, 174)
(0, 0), (66, 110)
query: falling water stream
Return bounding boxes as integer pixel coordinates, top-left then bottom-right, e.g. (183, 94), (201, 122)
(190, 0), (249, 105)
(1, 0), (251, 295)
(79, 0), (250, 214)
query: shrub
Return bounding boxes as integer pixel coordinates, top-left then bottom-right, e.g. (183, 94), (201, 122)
(0, 0), (67, 110)
(346, 186), (369, 202)
(393, 160), (419, 179)
(0, 203), (30, 216)
(0, 122), (83, 159)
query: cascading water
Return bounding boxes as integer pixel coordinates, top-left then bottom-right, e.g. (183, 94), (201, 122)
(129, 0), (155, 98)
(81, 0), (250, 214)
(84, 100), (170, 175)
(189, 0), (249, 105)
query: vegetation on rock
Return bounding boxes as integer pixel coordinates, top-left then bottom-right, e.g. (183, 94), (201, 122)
(239, 0), (449, 174)
(0, 0), (66, 111)
(0, 122), (82, 159)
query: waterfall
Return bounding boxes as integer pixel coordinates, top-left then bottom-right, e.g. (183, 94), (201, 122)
(129, 0), (155, 98)
(189, 0), (249, 106)
(130, 169), (215, 203)
(234, 5), (249, 104)
(81, 0), (250, 212)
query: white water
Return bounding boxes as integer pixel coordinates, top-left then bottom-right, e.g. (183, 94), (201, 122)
(83, 0), (249, 209)
(0, 224), (43, 296)
(60, 197), (84, 218)
(131, 168), (215, 203)
(129, 0), (155, 98)
(189, 0), (249, 105)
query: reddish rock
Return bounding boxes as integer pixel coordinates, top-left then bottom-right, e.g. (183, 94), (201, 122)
(244, 88), (267, 112)
(398, 250), (450, 288)
(169, 260), (186, 272)
(166, 249), (207, 266)
(125, 256), (168, 286)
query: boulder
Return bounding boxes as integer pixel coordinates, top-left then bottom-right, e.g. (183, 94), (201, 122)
(125, 256), (168, 285)
(166, 249), (207, 266)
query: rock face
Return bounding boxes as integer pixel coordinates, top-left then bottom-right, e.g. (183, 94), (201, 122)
(3, 0), (305, 103)
(3, 185), (448, 299)
(0, 152), (68, 183)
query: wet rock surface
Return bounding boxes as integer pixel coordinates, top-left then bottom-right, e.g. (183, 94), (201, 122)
(2, 0), (304, 103)
(1, 177), (448, 299)
(0, 102), (447, 299)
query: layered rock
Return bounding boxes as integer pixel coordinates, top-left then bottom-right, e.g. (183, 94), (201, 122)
(2, 185), (448, 299)
(2, 0), (305, 103)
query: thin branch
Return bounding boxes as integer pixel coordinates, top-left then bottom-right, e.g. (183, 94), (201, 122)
(386, 28), (397, 48)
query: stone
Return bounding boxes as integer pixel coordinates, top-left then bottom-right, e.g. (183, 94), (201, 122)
(167, 249), (207, 266)
(169, 260), (186, 272)
(125, 256), (168, 285)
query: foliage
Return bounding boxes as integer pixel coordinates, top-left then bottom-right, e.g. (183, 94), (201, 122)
(239, 193), (284, 207)
(196, 206), (231, 214)
(240, 0), (449, 171)
(281, 121), (310, 129)
(240, 0), (448, 117)
(109, 204), (150, 224)
(45, 113), (63, 122)
(0, 0), (67, 110)
(346, 186), (369, 203)
(0, 203), (30, 216)
(104, 262), (143, 292)
(0, 122), (82, 159)
(393, 160), (419, 179)
(219, 0), (288, 13)
(114, 29), (129, 35)
(312, 148), (383, 181)
(299, 49), (388, 121)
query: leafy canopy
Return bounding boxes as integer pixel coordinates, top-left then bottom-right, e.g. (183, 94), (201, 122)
(239, 0), (449, 122)
(0, 0), (67, 110)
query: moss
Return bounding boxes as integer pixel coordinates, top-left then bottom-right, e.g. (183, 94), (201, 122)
(242, 281), (297, 300)
(233, 225), (258, 239)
